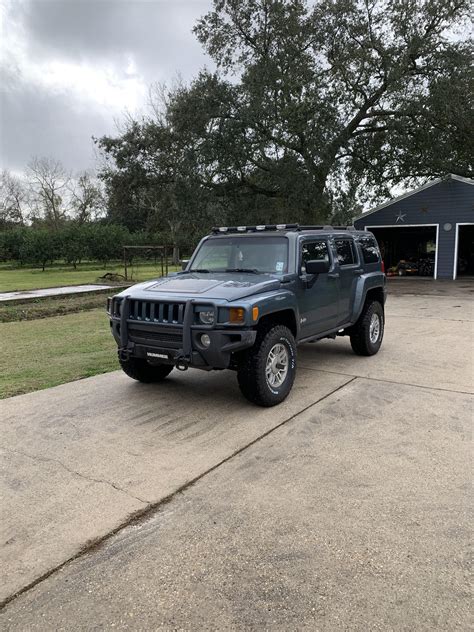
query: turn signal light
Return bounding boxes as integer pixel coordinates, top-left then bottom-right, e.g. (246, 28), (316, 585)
(252, 306), (259, 321)
(229, 307), (245, 323)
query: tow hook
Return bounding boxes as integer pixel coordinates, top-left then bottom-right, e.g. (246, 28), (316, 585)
(176, 357), (189, 371)
(118, 348), (130, 362)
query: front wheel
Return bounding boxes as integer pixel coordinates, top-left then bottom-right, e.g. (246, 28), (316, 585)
(349, 301), (384, 356)
(119, 356), (173, 383)
(237, 325), (297, 407)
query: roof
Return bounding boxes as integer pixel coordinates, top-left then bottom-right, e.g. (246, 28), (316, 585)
(207, 225), (368, 239)
(354, 174), (474, 222)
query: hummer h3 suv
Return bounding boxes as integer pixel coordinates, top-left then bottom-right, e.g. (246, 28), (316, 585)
(107, 224), (386, 406)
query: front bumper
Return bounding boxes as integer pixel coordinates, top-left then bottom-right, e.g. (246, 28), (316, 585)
(109, 297), (256, 370)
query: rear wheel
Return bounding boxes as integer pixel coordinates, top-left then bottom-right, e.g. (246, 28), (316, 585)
(350, 300), (384, 356)
(237, 324), (296, 407)
(119, 356), (173, 383)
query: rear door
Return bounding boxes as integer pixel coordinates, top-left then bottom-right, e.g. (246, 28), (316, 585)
(298, 238), (339, 337)
(332, 237), (361, 324)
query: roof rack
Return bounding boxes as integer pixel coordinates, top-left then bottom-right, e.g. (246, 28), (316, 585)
(210, 224), (356, 234)
(298, 225), (356, 231)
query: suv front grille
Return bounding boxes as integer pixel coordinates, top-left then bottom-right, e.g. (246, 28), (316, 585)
(128, 300), (185, 324)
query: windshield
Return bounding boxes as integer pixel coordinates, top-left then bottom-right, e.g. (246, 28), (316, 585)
(190, 236), (289, 274)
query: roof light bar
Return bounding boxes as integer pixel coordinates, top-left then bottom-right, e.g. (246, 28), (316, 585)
(210, 224), (356, 234)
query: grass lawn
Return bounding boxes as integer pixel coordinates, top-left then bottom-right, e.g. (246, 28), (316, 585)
(0, 290), (126, 323)
(0, 261), (179, 292)
(0, 309), (119, 398)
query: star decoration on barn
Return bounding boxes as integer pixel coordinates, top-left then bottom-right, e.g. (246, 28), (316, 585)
(420, 206), (429, 213)
(395, 211), (406, 223)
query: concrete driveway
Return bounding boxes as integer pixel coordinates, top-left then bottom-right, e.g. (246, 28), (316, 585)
(1, 283), (472, 629)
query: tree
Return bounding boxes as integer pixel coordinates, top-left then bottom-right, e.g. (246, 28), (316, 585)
(61, 225), (89, 269)
(98, 0), (473, 226)
(97, 114), (220, 261)
(192, 0), (473, 214)
(28, 157), (70, 229)
(69, 171), (104, 224)
(19, 229), (61, 271)
(0, 227), (28, 262)
(86, 224), (129, 268)
(0, 171), (28, 228)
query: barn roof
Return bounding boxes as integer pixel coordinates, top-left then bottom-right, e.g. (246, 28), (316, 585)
(355, 174), (474, 222)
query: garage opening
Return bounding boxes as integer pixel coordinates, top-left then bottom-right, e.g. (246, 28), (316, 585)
(456, 224), (474, 277)
(367, 226), (437, 278)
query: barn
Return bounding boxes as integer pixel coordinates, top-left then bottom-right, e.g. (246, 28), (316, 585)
(353, 174), (474, 280)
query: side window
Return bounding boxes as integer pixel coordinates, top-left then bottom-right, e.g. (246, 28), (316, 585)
(301, 241), (329, 268)
(359, 236), (380, 263)
(334, 239), (357, 266)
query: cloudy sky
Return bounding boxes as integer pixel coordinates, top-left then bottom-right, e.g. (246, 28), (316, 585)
(0, 0), (213, 174)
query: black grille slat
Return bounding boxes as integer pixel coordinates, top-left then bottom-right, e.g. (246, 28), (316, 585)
(128, 301), (185, 325)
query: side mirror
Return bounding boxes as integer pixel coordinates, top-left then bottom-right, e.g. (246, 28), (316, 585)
(181, 259), (190, 271)
(305, 259), (330, 275)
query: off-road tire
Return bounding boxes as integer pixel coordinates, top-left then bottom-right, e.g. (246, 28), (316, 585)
(237, 324), (296, 407)
(119, 356), (173, 383)
(350, 300), (384, 356)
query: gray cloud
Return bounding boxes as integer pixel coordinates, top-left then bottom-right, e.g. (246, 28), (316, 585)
(1, 79), (111, 171)
(23, 0), (211, 79)
(0, 0), (213, 173)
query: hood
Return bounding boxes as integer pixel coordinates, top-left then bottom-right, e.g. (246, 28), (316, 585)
(122, 272), (282, 302)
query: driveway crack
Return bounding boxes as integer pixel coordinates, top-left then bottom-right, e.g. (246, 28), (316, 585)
(1, 447), (149, 505)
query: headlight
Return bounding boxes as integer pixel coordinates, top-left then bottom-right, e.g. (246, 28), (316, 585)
(198, 310), (215, 325)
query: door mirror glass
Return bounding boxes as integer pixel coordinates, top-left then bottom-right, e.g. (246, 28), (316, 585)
(305, 259), (330, 275)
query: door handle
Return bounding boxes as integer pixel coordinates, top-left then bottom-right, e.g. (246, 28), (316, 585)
(354, 269), (363, 274)
(327, 272), (339, 279)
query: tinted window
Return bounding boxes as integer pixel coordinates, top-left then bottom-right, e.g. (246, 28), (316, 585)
(359, 236), (380, 263)
(301, 241), (329, 267)
(335, 239), (357, 266)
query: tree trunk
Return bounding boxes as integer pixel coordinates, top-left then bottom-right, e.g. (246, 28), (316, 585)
(172, 245), (180, 265)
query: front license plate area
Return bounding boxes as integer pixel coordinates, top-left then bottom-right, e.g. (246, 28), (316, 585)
(147, 351), (171, 361)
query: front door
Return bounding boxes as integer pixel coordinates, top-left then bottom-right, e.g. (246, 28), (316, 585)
(298, 238), (339, 337)
(332, 237), (361, 324)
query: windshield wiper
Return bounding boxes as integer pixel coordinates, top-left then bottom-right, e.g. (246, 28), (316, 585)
(225, 268), (260, 274)
(187, 268), (210, 273)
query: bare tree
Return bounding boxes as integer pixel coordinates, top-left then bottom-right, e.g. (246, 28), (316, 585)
(0, 170), (28, 227)
(147, 76), (184, 125)
(28, 157), (70, 229)
(69, 171), (104, 224)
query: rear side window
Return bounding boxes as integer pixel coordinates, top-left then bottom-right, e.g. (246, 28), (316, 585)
(359, 236), (380, 264)
(301, 241), (329, 265)
(334, 239), (357, 266)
